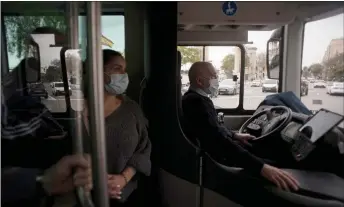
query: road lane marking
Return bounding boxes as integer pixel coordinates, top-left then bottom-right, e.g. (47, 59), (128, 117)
(48, 95), (56, 100)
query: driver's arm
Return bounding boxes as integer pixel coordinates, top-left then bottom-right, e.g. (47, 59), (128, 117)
(182, 95), (264, 175)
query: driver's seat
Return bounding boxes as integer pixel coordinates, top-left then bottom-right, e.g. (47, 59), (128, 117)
(194, 138), (344, 207)
(180, 107), (344, 206)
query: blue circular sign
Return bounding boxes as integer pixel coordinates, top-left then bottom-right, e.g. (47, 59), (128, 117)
(222, 1), (238, 16)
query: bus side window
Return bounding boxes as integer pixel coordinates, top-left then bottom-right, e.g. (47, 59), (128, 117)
(301, 13), (344, 120)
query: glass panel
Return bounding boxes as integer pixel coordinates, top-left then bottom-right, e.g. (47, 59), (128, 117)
(243, 29), (281, 110)
(3, 13), (68, 112)
(207, 46), (241, 109)
(3, 14), (125, 113)
(301, 13), (344, 128)
(72, 15), (125, 111)
(179, 46), (241, 109)
(79, 15), (125, 60)
(179, 46), (203, 95)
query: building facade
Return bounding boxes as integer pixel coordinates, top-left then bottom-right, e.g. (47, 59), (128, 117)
(245, 46), (257, 81)
(323, 38), (344, 62)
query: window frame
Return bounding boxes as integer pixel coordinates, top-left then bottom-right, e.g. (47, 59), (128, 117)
(300, 17), (344, 115)
(177, 44), (256, 115)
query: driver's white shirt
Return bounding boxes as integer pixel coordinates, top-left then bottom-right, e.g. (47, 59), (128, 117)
(188, 86), (208, 97)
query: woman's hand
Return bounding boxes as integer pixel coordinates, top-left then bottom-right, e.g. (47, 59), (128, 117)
(107, 174), (127, 199)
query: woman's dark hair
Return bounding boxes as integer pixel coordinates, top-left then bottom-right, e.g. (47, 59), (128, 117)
(103, 49), (123, 66)
(82, 49), (124, 99)
(82, 49), (123, 73)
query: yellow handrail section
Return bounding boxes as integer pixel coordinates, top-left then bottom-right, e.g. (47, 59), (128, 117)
(101, 35), (114, 48)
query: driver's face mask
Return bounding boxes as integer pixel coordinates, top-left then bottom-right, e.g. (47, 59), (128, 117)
(203, 78), (219, 94)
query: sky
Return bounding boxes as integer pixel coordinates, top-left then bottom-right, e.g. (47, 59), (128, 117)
(302, 13), (343, 67)
(6, 13), (343, 70)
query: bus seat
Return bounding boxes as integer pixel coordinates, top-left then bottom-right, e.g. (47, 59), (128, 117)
(177, 48), (203, 157)
(173, 50), (208, 207)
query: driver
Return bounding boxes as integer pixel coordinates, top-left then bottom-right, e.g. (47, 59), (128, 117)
(182, 61), (299, 191)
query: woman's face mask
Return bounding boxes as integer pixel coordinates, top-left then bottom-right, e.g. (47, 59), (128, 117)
(104, 73), (129, 95)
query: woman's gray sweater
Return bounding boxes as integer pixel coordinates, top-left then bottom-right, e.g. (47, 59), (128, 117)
(83, 97), (152, 202)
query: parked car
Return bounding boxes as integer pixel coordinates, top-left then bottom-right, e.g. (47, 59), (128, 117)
(327, 82), (344, 95)
(209, 88), (219, 98)
(218, 79), (239, 95)
(262, 79), (279, 92)
(313, 81), (326, 88)
(301, 80), (309, 96)
(28, 82), (48, 99)
(51, 82), (72, 96)
(251, 80), (262, 87)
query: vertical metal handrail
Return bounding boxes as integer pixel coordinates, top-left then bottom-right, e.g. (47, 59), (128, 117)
(66, 3), (95, 207)
(86, 2), (110, 207)
(68, 2), (79, 50)
(67, 2), (83, 155)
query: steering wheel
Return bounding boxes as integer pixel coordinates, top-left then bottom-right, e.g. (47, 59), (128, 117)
(239, 106), (293, 140)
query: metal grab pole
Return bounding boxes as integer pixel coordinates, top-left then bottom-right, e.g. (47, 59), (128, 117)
(67, 3), (95, 207)
(67, 1), (84, 158)
(68, 2), (79, 49)
(86, 2), (110, 207)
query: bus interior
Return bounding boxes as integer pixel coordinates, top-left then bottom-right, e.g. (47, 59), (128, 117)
(2, 1), (344, 207)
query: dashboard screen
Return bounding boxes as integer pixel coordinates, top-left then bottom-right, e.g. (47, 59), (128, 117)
(299, 109), (344, 143)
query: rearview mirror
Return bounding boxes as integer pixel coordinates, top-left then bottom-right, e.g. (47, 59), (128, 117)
(267, 40), (280, 79)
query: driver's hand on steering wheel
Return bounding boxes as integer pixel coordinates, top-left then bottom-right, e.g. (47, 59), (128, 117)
(234, 133), (255, 146)
(261, 164), (299, 191)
